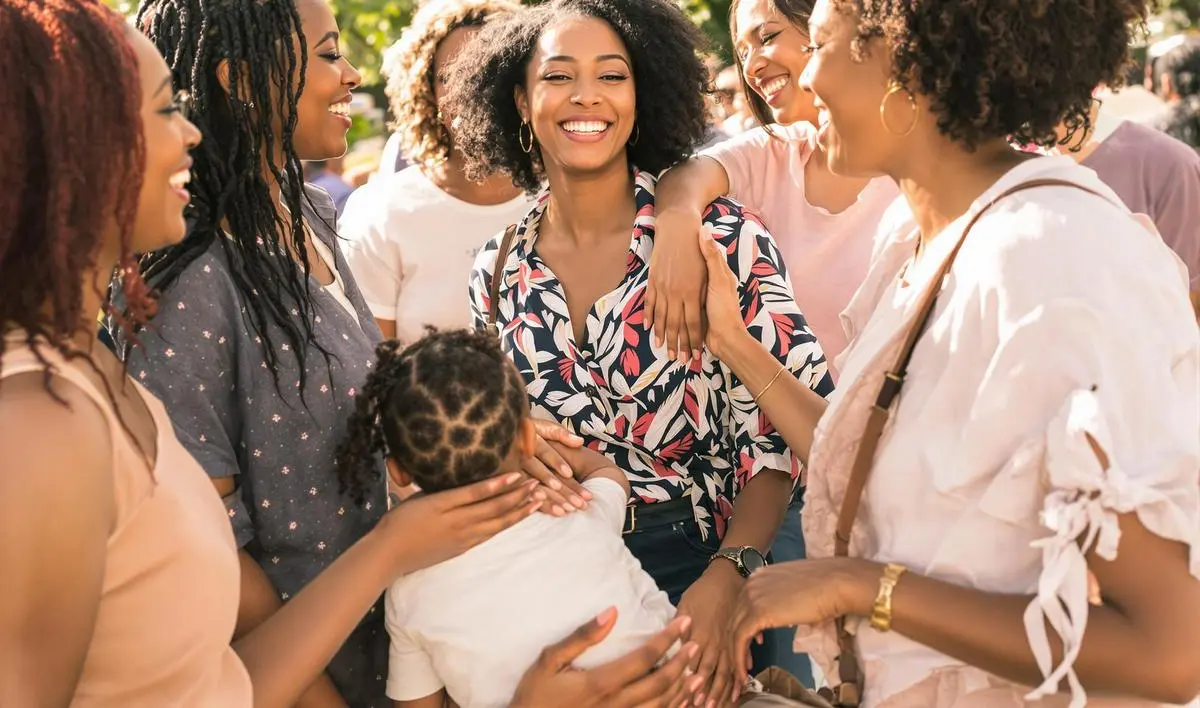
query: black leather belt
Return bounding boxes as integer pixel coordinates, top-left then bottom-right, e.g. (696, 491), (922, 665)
(622, 496), (694, 536)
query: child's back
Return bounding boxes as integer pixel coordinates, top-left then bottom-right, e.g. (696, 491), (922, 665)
(384, 475), (673, 708)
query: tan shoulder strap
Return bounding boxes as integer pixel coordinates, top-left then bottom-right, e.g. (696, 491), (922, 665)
(486, 224), (519, 337)
(826, 178), (1114, 706)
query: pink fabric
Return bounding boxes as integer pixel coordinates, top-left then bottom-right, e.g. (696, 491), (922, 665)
(702, 123), (900, 377)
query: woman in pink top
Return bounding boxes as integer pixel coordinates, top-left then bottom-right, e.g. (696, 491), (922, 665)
(0, 3), (700, 706)
(646, 0), (900, 379)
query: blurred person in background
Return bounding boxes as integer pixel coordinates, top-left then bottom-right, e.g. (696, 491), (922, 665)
(304, 158), (354, 215)
(340, 0), (532, 344)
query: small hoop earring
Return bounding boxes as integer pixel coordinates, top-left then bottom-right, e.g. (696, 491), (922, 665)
(519, 120), (534, 154)
(628, 122), (640, 146)
(879, 81), (918, 137)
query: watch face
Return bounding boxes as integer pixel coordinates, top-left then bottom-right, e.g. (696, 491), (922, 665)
(740, 548), (767, 575)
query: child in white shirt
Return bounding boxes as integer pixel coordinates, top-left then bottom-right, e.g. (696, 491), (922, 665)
(337, 329), (675, 708)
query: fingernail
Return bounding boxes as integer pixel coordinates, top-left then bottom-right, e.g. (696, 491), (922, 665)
(559, 465), (573, 477)
(692, 349), (701, 361)
(706, 700), (716, 708)
(596, 606), (617, 626)
(504, 473), (522, 484)
(552, 505), (565, 516)
(524, 479), (540, 489)
(580, 488), (594, 500)
(678, 615), (693, 632)
(532, 490), (546, 501)
(548, 478), (562, 490)
(693, 693), (705, 706)
(569, 495), (585, 508)
(688, 675), (705, 692)
(668, 349), (676, 359)
(687, 643), (699, 659)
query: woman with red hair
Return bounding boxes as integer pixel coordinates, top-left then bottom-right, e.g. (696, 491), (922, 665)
(0, 6), (698, 705)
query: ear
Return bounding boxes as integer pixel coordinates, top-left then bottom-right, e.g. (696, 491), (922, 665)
(386, 457), (414, 489)
(516, 417), (536, 459)
(217, 59), (253, 105)
(1161, 72), (1175, 99)
(514, 84), (530, 123)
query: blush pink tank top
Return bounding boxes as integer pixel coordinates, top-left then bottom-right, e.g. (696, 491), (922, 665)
(1, 335), (252, 706)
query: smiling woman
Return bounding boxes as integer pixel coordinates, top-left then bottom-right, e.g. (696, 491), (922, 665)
(450, 1), (832, 705)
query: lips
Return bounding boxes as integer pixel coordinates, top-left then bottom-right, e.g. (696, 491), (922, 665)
(758, 75), (790, 102)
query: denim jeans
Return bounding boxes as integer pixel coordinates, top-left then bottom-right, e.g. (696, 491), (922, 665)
(623, 516), (779, 674)
(767, 493), (815, 688)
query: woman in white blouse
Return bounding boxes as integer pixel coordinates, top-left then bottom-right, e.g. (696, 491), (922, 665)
(697, 1), (1200, 706)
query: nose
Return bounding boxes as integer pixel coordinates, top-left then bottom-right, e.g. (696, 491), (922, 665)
(344, 60), (363, 91)
(571, 76), (602, 107)
(744, 44), (768, 81)
(798, 55), (815, 94)
(182, 116), (203, 149)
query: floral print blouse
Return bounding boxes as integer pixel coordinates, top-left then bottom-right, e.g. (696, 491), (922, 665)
(469, 170), (833, 541)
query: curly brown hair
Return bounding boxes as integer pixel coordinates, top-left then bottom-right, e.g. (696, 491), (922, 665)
(835, 0), (1148, 150)
(0, 0), (152, 376)
(383, 0), (522, 168)
(446, 0), (712, 193)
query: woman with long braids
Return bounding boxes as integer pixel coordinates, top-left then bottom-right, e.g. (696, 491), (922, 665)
(340, 0), (533, 344)
(111, 0), (389, 703)
(0, 2), (599, 706)
(685, 0), (1200, 705)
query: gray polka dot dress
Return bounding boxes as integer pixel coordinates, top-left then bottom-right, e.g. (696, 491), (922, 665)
(115, 187), (389, 707)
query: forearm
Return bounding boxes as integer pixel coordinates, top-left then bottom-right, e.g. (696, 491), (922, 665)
(840, 558), (1191, 703)
(233, 526), (396, 708)
(656, 158), (729, 224)
(720, 470), (792, 554)
(236, 551), (348, 708)
(720, 331), (827, 464)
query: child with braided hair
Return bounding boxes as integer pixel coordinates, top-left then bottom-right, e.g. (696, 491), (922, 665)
(337, 329), (677, 708)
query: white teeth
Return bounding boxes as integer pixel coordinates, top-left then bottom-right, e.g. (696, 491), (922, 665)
(561, 120), (609, 134)
(328, 103), (351, 117)
(168, 170), (190, 189)
(763, 76), (789, 96)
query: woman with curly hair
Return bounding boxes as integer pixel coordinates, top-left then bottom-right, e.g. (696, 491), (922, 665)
(451, 0), (833, 703)
(687, 1), (1200, 706)
(647, 0), (900, 382)
(341, 0), (533, 344)
(0, 2), (578, 706)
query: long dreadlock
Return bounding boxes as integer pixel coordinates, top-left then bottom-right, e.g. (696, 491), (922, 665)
(130, 0), (330, 396)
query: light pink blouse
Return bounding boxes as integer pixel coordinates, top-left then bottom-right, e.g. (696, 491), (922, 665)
(2, 336), (252, 706)
(701, 122), (900, 377)
(799, 157), (1200, 707)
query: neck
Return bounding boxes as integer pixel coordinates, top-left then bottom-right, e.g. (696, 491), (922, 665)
(425, 152), (524, 206)
(541, 160), (637, 247)
(891, 138), (1031, 247)
(1053, 100), (1104, 164)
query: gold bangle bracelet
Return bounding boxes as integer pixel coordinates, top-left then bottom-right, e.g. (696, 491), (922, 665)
(753, 365), (787, 405)
(869, 563), (907, 632)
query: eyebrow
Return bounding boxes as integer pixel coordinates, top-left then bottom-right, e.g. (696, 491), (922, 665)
(544, 53), (631, 67)
(154, 76), (172, 98)
(313, 31), (339, 46)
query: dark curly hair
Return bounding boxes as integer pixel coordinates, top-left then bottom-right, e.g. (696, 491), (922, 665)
(834, 0), (1148, 150)
(337, 329), (529, 503)
(1, 0), (154, 388)
(447, 0), (712, 193)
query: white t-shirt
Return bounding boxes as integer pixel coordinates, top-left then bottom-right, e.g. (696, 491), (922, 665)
(384, 478), (675, 708)
(339, 166), (533, 343)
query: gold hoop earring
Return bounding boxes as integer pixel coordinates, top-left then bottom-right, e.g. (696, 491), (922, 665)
(519, 120), (534, 153)
(628, 122), (640, 146)
(879, 81), (918, 137)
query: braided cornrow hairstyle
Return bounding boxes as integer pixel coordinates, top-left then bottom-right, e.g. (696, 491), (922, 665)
(130, 0), (330, 396)
(337, 329), (529, 504)
(0, 0), (153, 391)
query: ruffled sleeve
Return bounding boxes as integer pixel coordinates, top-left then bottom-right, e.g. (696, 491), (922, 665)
(1024, 386), (1200, 707)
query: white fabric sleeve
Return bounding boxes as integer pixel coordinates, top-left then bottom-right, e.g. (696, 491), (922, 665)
(338, 183), (404, 321)
(959, 216), (1200, 708)
(583, 477), (630, 534)
(384, 583), (445, 701)
(698, 123), (808, 211)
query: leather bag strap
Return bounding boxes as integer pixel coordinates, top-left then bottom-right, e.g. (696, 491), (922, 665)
(486, 224), (519, 337)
